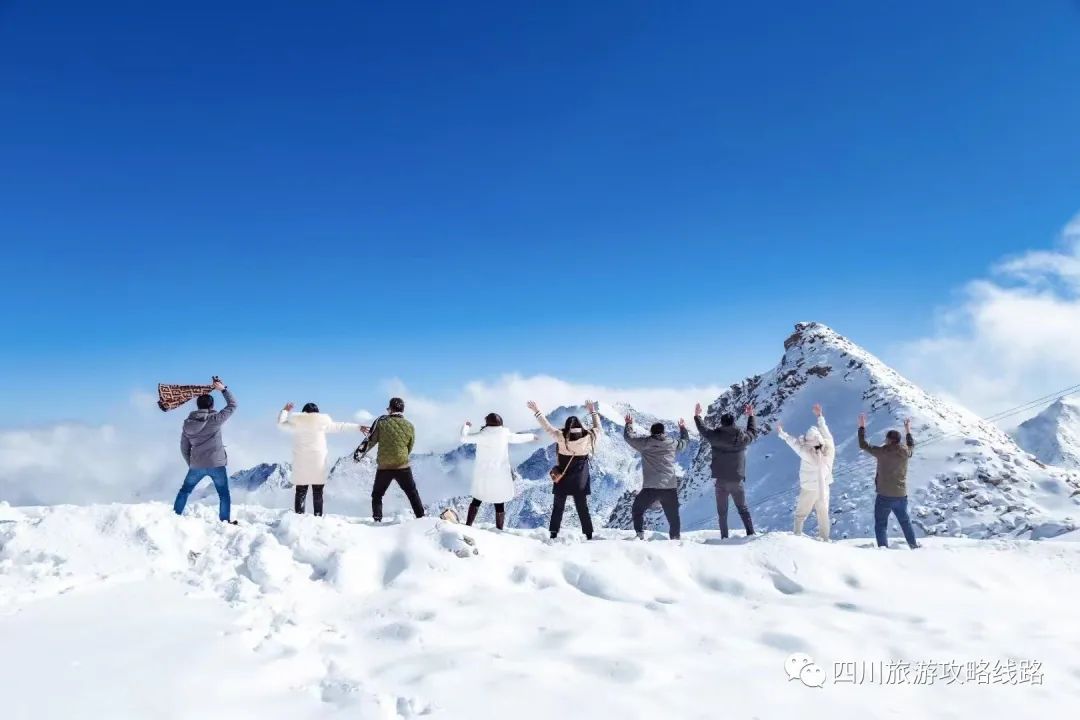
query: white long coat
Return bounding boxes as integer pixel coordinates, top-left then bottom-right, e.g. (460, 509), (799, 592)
(278, 410), (362, 486)
(777, 415), (836, 489)
(460, 424), (536, 503)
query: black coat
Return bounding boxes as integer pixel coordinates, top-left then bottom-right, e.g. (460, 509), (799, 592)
(695, 415), (757, 483)
(552, 452), (591, 496)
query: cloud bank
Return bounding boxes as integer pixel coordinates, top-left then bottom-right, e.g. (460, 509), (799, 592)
(898, 213), (1080, 420)
(1, 376), (725, 506)
(359, 374), (726, 451)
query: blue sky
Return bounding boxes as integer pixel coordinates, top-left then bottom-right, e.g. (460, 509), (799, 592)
(2, 1), (1079, 425)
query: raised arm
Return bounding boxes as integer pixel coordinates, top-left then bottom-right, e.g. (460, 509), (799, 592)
(676, 421), (690, 452)
(528, 401), (561, 441)
(740, 411), (758, 446)
(776, 423), (804, 455)
(508, 431), (538, 445)
(460, 422), (479, 445)
(277, 403), (293, 430)
(693, 409), (720, 441)
(817, 415), (834, 447)
(586, 402), (602, 445)
(691, 416), (717, 440)
(857, 426), (884, 458)
(812, 403), (833, 448)
(904, 419), (915, 457)
(213, 384), (238, 425)
(622, 416), (648, 451)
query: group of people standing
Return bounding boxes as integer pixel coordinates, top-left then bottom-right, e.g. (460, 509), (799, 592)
(171, 381), (920, 549)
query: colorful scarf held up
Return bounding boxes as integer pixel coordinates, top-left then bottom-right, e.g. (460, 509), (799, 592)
(157, 376), (220, 412)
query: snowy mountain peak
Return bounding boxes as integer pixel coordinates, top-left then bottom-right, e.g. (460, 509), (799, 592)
(1015, 395), (1080, 470)
(665, 323), (1080, 539)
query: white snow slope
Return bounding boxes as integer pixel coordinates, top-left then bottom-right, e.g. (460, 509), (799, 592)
(1015, 395), (1080, 469)
(1, 502), (1077, 720)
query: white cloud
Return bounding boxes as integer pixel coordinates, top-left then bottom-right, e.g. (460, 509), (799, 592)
(0, 375), (725, 506)
(898, 212), (1080, 421)
(368, 373), (725, 451)
(0, 417), (293, 507)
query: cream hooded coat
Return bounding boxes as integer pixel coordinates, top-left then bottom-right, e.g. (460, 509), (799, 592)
(278, 410), (362, 486)
(777, 415), (836, 489)
(460, 424), (536, 503)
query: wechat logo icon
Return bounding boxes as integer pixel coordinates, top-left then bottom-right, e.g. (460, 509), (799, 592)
(785, 653), (827, 688)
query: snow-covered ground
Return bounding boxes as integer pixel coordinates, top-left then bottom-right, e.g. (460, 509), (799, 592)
(1, 502), (1076, 719)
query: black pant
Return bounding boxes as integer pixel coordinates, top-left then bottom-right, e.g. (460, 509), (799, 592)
(550, 493), (593, 539)
(372, 467), (425, 521)
(715, 480), (754, 537)
(469, 498), (505, 513)
(631, 488), (681, 539)
(294, 485), (324, 516)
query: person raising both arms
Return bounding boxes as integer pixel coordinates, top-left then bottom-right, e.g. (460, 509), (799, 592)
(624, 414), (690, 540)
(858, 414), (919, 549)
(695, 402), (758, 539)
(459, 413), (537, 530)
(174, 379), (238, 524)
(363, 397), (426, 522)
(776, 403), (835, 540)
(528, 400), (602, 541)
(278, 402), (365, 517)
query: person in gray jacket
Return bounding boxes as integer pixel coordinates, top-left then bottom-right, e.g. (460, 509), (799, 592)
(174, 379), (238, 523)
(624, 415), (690, 540)
(695, 402), (758, 538)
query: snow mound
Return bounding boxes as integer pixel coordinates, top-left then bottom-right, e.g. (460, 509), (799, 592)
(1, 503), (1079, 719)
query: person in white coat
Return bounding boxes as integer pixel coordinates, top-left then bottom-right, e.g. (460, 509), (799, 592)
(459, 413), (536, 529)
(776, 403), (835, 540)
(278, 402), (364, 516)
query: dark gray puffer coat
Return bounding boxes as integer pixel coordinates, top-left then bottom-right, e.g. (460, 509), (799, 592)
(695, 415), (757, 484)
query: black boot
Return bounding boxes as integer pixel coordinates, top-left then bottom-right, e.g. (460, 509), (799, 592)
(739, 508), (755, 536)
(466, 503), (479, 526)
(495, 511), (505, 530)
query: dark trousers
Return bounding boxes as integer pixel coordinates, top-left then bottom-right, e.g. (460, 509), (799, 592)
(715, 480), (754, 537)
(372, 467), (425, 521)
(468, 498), (507, 529)
(632, 488), (681, 539)
(294, 485), (324, 516)
(550, 493), (593, 539)
(874, 494), (918, 548)
(469, 498), (506, 513)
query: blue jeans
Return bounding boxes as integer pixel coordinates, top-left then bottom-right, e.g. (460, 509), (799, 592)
(174, 467), (231, 522)
(874, 494), (917, 548)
